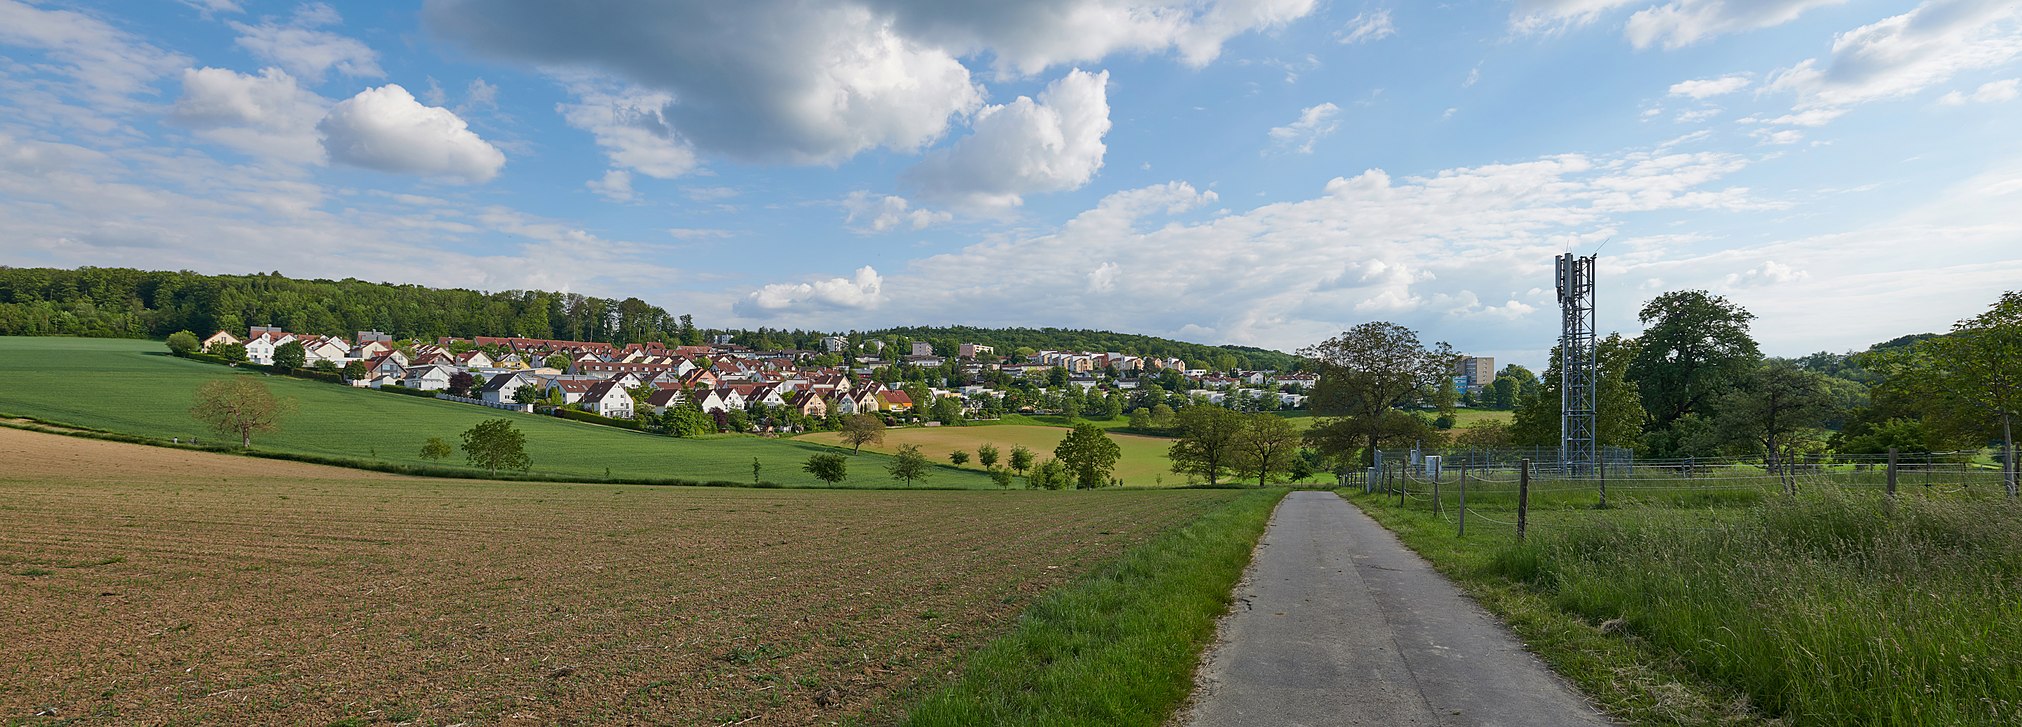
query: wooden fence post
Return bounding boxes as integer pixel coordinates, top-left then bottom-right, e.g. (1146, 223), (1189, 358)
(1886, 447), (1898, 498)
(1458, 465), (1468, 538)
(1598, 456), (1607, 509)
(1432, 469), (1442, 517)
(1517, 458), (1530, 542)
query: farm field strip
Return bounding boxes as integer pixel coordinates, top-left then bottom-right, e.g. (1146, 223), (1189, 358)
(795, 424), (1188, 486)
(0, 428), (1242, 724)
(0, 336), (995, 487)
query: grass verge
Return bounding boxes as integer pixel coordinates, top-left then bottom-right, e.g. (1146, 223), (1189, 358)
(891, 488), (1286, 726)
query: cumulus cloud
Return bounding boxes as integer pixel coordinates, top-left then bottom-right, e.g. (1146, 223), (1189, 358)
(171, 66), (330, 163)
(858, 0), (1317, 77)
(1767, 0), (2022, 110)
(1267, 102), (1341, 154)
(1939, 78), (2020, 104)
(738, 265), (885, 315)
(1668, 74), (1750, 98)
(1337, 10), (1395, 44)
(1726, 260), (1809, 287)
(843, 192), (952, 232)
(318, 84), (506, 183)
(1626, 0), (1847, 49)
(1088, 261), (1121, 292)
(906, 69), (1111, 210)
(556, 79), (697, 180)
(230, 3), (382, 83)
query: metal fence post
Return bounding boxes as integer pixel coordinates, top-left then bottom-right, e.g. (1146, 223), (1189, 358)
(1432, 470), (1442, 517)
(1598, 456), (1607, 509)
(1517, 458), (1530, 542)
(1458, 465), (1467, 538)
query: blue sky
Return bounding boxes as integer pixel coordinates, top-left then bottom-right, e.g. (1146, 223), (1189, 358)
(1, 0), (2019, 368)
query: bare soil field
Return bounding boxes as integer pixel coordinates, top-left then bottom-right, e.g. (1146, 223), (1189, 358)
(0, 428), (1239, 724)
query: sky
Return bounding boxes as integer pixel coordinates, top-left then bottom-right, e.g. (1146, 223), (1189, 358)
(1, 0), (2019, 368)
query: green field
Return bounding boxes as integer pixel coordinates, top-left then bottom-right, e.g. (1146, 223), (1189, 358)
(0, 337), (995, 487)
(796, 424), (1192, 486)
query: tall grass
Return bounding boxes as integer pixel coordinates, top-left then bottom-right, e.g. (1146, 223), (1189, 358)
(1488, 488), (2022, 726)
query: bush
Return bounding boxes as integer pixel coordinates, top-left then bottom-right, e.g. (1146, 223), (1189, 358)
(166, 330), (199, 356)
(377, 384), (438, 398)
(552, 407), (645, 431)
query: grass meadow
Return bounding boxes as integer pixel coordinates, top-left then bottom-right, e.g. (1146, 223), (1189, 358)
(796, 424), (1192, 486)
(0, 336), (995, 487)
(1342, 467), (2022, 726)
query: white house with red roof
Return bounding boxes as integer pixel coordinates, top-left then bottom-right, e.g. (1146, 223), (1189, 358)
(580, 380), (634, 419)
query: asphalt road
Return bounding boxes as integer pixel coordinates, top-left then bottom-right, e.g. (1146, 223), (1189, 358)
(1185, 491), (1613, 727)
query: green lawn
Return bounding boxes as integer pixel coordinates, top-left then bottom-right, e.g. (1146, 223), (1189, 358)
(0, 337), (995, 488)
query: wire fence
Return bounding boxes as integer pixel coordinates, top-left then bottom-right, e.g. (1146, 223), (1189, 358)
(1339, 450), (2021, 540)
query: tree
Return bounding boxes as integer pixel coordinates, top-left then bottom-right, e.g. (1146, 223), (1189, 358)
(513, 384), (540, 405)
(1234, 413), (1300, 487)
(544, 353), (572, 371)
(1168, 405), (1247, 485)
(1128, 407), (1154, 429)
(1512, 334), (1648, 450)
(1026, 458), (1068, 490)
(166, 330), (199, 356)
(804, 452), (848, 486)
(1712, 360), (1838, 493)
(272, 340), (306, 370)
(1055, 423), (1122, 489)
(342, 360), (368, 381)
(887, 444), (931, 486)
(1452, 420), (1514, 448)
(752, 457), (763, 484)
(419, 436), (453, 462)
(1100, 393), (1124, 420)
(1059, 394), (1081, 420)
(190, 378), (293, 448)
(989, 466), (1015, 489)
(977, 443), (1000, 469)
(1300, 322), (1456, 466)
(950, 450), (971, 466)
(214, 341), (247, 364)
(1627, 290), (1761, 429)
(461, 418), (531, 476)
(931, 396), (964, 425)
(1009, 444), (1034, 475)
(1909, 291), (2022, 496)
(1150, 403), (1177, 429)
(840, 414), (885, 453)
(447, 371), (475, 397)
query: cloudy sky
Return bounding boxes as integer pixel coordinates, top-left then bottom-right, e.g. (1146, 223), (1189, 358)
(2, 0), (2019, 366)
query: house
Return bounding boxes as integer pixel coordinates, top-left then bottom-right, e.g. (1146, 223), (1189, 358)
(910, 341), (934, 357)
(201, 331), (241, 351)
(795, 392), (829, 418)
(299, 336), (351, 365)
(645, 387), (690, 414)
(242, 330), (296, 365)
(580, 380), (635, 419)
(365, 352), (409, 379)
(401, 364), (454, 391)
(706, 386), (747, 413)
(822, 335), (849, 352)
(877, 389), (914, 413)
(353, 340), (393, 359)
(694, 388), (733, 413)
(479, 371), (542, 405)
(833, 383), (883, 415)
(958, 343), (993, 358)
(455, 350), (495, 369)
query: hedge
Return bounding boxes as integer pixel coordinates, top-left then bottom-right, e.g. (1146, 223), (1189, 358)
(551, 407), (646, 431)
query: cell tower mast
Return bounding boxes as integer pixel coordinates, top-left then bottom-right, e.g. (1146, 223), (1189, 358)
(1555, 253), (1598, 475)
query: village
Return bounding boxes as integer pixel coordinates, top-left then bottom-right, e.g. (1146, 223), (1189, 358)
(191, 326), (1324, 432)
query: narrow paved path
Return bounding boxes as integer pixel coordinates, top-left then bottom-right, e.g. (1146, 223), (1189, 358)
(1185, 491), (1612, 727)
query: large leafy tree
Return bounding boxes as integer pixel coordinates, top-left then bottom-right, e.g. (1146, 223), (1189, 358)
(840, 414), (885, 453)
(1512, 334), (1647, 450)
(1712, 360), (1839, 492)
(165, 330), (199, 356)
(1233, 413), (1300, 486)
(1299, 322), (1456, 466)
(460, 418), (531, 476)
(189, 378), (293, 448)
(1168, 405), (1248, 485)
(886, 444), (931, 486)
(272, 340), (306, 370)
(803, 452), (848, 486)
(1913, 292), (2022, 496)
(1054, 423), (1122, 489)
(1627, 290), (1761, 429)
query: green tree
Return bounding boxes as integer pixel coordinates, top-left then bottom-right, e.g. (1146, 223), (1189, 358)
(513, 384), (540, 405)
(887, 444), (931, 486)
(931, 395), (964, 425)
(989, 466), (1015, 489)
(342, 360), (368, 381)
(804, 452), (848, 486)
(1713, 360), (1838, 493)
(1008, 444), (1034, 475)
(1910, 292), (2022, 496)
(1100, 393), (1124, 420)
(190, 378), (293, 448)
(950, 450), (971, 466)
(1055, 423), (1122, 489)
(1512, 334), (1648, 450)
(214, 341), (247, 364)
(1128, 407), (1154, 429)
(1234, 413), (1300, 487)
(272, 340), (306, 370)
(461, 418), (531, 476)
(977, 443), (1000, 469)
(840, 413), (885, 453)
(1059, 394), (1081, 420)
(1168, 405), (1247, 485)
(166, 330), (199, 356)
(419, 436), (453, 462)
(1026, 458), (1068, 490)
(1627, 290), (1761, 429)
(1299, 322), (1456, 466)
(544, 353), (572, 371)
(1150, 403), (1177, 429)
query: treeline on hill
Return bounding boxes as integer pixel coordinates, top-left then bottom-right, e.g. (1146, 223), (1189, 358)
(0, 268), (1298, 363)
(863, 325), (1302, 372)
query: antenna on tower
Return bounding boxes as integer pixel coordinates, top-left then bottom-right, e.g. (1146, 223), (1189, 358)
(1555, 251), (1598, 476)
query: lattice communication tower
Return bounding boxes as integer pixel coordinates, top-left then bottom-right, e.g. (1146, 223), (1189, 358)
(1556, 253), (1598, 475)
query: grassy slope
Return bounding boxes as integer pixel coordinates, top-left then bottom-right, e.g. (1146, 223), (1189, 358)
(893, 488), (1286, 726)
(0, 337), (994, 488)
(795, 425), (1184, 486)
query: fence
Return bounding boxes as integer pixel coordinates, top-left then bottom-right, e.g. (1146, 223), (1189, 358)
(434, 393), (533, 413)
(1355, 449), (2019, 541)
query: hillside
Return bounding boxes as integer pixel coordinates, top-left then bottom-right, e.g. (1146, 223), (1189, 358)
(862, 325), (1302, 371)
(0, 337), (993, 488)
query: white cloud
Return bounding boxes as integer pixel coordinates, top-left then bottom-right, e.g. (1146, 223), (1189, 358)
(1725, 260), (1810, 287)
(1669, 74), (1751, 98)
(1674, 107), (1722, 123)
(843, 191), (951, 232)
(463, 78), (499, 110)
(557, 79), (697, 180)
(1088, 261), (1121, 292)
(1267, 102), (1341, 154)
(230, 3), (382, 83)
(586, 169), (633, 201)
(1337, 10), (1395, 44)
(737, 265), (885, 315)
(318, 84), (506, 183)
(906, 68), (1112, 210)
(860, 0), (1318, 77)
(1939, 78), (2020, 104)
(667, 227), (734, 240)
(1510, 0), (1639, 34)
(1767, 0), (2022, 110)
(0, 0), (188, 106)
(171, 66), (330, 164)
(1626, 0), (1847, 50)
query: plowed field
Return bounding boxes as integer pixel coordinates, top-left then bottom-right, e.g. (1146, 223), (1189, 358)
(0, 428), (1240, 724)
